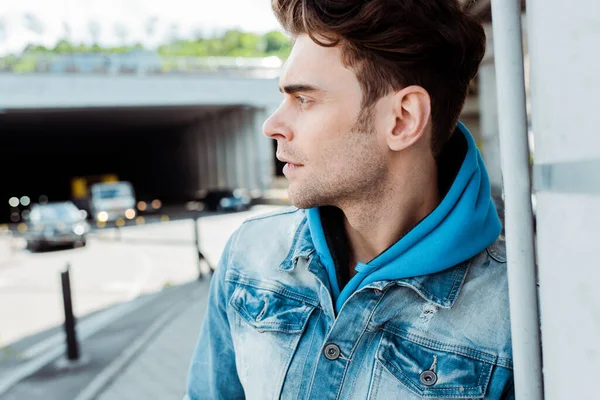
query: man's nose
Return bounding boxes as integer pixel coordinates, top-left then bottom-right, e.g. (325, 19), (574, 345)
(263, 106), (293, 141)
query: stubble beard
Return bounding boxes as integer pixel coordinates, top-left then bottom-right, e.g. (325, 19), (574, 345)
(288, 106), (388, 209)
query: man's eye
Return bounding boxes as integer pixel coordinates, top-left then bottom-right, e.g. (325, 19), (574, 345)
(295, 96), (310, 105)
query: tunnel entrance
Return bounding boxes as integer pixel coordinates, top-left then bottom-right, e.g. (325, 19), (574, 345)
(0, 105), (242, 223)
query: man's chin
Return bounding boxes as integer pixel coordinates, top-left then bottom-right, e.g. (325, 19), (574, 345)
(288, 182), (311, 209)
(288, 195), (312, 210)
(287, 185), (321, 210)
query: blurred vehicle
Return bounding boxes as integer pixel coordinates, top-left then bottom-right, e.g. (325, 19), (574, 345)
(135, 196), (163, 215)
(71, 173), (120, 217)
(90, 181), (137, 222)
(201, 189), (251, 212)
(26, 201), (89, 251)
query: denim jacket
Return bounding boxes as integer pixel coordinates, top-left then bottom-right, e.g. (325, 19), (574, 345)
(186, 207), (513, 400)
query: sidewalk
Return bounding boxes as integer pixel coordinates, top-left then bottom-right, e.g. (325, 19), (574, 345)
(93, 283), (208, 400)
(0, 279), (210, 400)
(80, 281), (209, 400)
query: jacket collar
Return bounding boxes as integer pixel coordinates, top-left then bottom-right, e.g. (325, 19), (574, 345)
(278, 216), (315, 272)
(391, 263), (469, 309)
(278, 213), (470, 309)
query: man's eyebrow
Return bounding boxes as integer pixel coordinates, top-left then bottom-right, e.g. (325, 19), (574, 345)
(279, 84), (321, 94)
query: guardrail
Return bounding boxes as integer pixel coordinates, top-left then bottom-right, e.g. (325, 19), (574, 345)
(0, 53), (283, 78)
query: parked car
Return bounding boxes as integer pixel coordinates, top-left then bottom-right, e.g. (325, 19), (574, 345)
(26, 201), (89, 251)
(201, 189), (252, 212)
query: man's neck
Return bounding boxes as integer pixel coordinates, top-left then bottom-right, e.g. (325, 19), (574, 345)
(340, 169), (441, 270)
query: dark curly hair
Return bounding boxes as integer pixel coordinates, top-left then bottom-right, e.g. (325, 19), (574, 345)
(272, 0), (486, 157)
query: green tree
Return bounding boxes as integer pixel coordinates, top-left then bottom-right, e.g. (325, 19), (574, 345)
(8, 28), (293, 63)
(264, 31), (292, 57)
(53, 39), (74, 53)
(23, 44), (49, 53)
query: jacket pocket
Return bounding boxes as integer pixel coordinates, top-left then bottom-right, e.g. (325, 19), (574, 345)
(227, 277), (319, 399)
(372, 330), (496, 399)
(230, 281), (317, 334)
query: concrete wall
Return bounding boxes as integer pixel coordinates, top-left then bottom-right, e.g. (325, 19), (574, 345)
(188, 107), (273, 195)
(527, 1), (600, 398)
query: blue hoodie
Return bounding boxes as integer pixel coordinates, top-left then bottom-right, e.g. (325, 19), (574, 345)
(307, 121), (502, 313)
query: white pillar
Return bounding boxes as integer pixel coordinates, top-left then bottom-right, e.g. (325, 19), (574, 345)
(527, 1), (600, 399)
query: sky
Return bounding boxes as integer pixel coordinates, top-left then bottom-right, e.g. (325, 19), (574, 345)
(0, 0), (283, 55)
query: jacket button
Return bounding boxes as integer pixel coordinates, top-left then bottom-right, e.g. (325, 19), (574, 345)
(323, 343), (341, 360)
(419, 370), (438, 386)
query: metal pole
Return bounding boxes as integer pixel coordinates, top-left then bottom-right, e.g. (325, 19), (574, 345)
(61, 264), (80, 361)
(490, 1), (544, 399)
(193, 212), (211, 279)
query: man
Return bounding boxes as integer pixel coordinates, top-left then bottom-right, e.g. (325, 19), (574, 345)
(186, 0), (513, 399)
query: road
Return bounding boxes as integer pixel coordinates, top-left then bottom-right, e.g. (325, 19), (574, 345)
(0, 205), (284, 348)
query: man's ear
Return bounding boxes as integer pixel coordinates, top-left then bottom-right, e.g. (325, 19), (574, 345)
(386, 85), (431, 152)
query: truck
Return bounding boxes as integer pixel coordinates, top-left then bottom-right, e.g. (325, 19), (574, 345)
(70, 175), (137, 222)
(89, 181), (137, 222)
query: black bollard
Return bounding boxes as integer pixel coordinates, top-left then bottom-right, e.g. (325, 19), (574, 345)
(61, 265), (80, 361)
(193, 213), (211, 280)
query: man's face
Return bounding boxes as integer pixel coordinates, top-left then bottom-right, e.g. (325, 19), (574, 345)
(263, 35), (389, 209)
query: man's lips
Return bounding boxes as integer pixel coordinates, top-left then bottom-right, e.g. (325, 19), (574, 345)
(277, 154), (304, 167)
(282, 162), (302, 175)
(278, 154), (304, 176)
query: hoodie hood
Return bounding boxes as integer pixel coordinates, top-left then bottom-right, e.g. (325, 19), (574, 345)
(307, 121), (502, 312)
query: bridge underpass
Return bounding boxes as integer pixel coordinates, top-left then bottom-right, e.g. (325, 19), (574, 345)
(0, 104), (273, 223)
